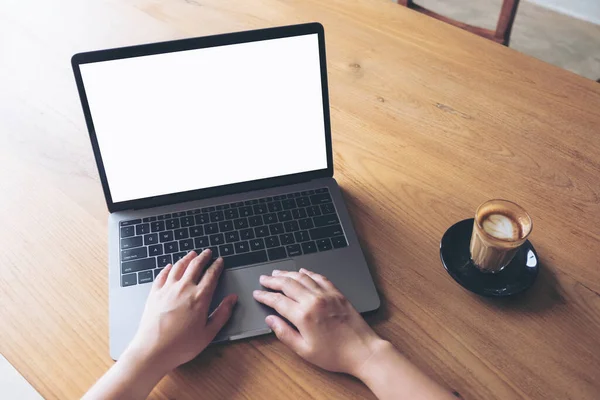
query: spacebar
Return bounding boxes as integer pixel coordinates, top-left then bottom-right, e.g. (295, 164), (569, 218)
(223, 250), (268, 269)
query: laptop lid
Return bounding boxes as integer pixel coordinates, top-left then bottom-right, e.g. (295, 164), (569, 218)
(72, 23), (333, 213)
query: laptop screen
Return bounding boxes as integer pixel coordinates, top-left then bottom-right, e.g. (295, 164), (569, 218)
(79, 33), (327, 203)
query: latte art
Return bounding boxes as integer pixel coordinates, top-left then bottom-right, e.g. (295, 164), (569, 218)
(482, 213), (520, 240)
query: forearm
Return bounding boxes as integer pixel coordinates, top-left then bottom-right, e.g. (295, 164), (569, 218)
(83, 346), (169, 400)
(355, 340), (455, 400)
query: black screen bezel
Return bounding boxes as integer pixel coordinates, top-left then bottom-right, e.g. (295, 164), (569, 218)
(71, 23), (333, 213)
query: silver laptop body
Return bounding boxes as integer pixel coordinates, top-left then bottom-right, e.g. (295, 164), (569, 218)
(72, 23), (380, 360)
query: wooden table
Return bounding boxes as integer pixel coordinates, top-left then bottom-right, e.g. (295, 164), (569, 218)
(1, 0), (599, 399)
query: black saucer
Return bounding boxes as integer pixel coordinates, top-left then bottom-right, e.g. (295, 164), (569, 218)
(440, 218), (539, 297)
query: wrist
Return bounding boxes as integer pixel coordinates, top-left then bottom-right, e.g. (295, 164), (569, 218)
(352, 338), (396, 382)
(119, 342), (171, 387)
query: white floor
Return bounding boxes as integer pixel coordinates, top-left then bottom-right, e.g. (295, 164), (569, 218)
(528, 0), (600, 26)
(0, 355), (43, 400)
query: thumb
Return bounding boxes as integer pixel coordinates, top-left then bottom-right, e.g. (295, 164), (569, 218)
(265, 315), (306, 355)
(207, 294), (237, 336)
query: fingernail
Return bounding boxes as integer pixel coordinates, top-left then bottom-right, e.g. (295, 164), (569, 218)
(272, 269), (281, 275)
(253, 290), (261, 297)
(259, 275), (267, 282)
(265, 315), (275, 326)
(203, 248), (211, 254)
(299, 268), (307, 273)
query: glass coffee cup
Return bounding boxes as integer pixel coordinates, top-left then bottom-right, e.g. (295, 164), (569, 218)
(470, 199), (533, 273)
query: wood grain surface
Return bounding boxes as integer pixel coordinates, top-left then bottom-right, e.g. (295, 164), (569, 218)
(1, 0), (599, 399)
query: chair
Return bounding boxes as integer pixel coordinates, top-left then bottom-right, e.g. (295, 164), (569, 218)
(397, 0), (521, 46)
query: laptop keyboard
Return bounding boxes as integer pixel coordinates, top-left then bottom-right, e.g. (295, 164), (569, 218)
(119, 188), (348, 287)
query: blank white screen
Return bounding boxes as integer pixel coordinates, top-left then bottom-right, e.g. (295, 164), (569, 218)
(80, 34), (327, 203)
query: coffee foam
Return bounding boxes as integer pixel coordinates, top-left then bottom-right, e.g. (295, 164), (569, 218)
(481, 213), (520, 240)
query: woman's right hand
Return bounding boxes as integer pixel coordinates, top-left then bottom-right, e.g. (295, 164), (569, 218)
(252, 268), (386, 376)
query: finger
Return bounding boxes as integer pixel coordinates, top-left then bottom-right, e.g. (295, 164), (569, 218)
(253, 290), (299, 322)
(272, 270), (320, 291)
(265, 315), (306, 355)
(259, 275), (311, 301)
(152, 263), (172, 290)
(183, 249), (212, 283)
(168, 251), (197, 282)
(299, 268), (336, 291)
(196, 257), (225, 300)
(206, 294), (238, 337)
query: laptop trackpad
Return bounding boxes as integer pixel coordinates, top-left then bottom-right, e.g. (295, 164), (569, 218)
(210, 260), (297, 342)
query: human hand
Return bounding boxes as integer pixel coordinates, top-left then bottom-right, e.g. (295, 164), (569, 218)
(253, 268), (384, 376)
(127, 250), (237, 373)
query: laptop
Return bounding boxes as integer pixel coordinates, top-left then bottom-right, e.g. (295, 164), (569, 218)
(71, 22), (380, 360)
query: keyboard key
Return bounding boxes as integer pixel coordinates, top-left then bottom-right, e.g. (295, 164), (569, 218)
(121, 246), (147, 262)
(269, 223), (284, 235)
(210, 211), (225, 222)
(216, 204), (227, 210)
(286, 244), (302, 257)
(164, 241), (179, 253)
(284, 220), (300, 232)
(287, 193), (295, 199)
(181, 216), (195, 227)
(202, 206), (216, 212)
(179, 239), (194, 251)
(263, 213), (277, 224)
(292, 208), (307, 220)
(315, 188), (328, 193)
(219, 244), (234, 257)
(235, 241), (250, 254)
(240, 228), (255, 240)
(195, 213), (209, 225)
(244, 200), (253, 206)
(282, 199), (297, 210)
(308, 190), (316, 195)
(204, 223), (219, 235)
(234, 218), (249, 229)
(194, 236), (209, 248)
(154, 268), (164, 278)
(239, 206), (254, 217)
(267, 201), (282, 212)
(159, 231), (174, 243)
(207, 247), (220, 258)
(313, 214), (339, 227)
(321, 203), (336, 215)
(219, 220), (234, 232)
(151, 221), (166, 232)
(122, 273), (137, 287)
(121, 236), (143, 249)
(173, 252), (187, 263)
(306, 206), (322, 217)
(265, 197), (273, 202)
(267, 247), (287, 261)
(296, 197), (310, 207)
(174, 228), (189, 240)
(135, 223), (150, 235)
(310, 193), (332, 205)
(166, 218), (180, 230)
(157, 215), (167, 220)
(144, 233), (158, 245)
(294, 231), (310, 242)
(190, 226), (204, 237)
(157, 254), (172, 267)
(149, 244), (163, 256)
(174, 212), (187, 217)
(253, 204), (268, 214)
(280, 233), (295, 245)
(265, 236), (280, 248)
(249, 215), (263, 227)
(225, 231), (240, 243)
(120, 219), (141, 227)
(301, 241), (318, 254)
(331, 236), (348, 248)
(225, 208), (239, 220)
(273, 195), (285, 201)
(233, 201), (244, 207)
(120, 226), (134, 238)
(254, 226), (269, 238)
(310, 224), (343, 240)
(138, 270), (153, 284)
(277, 210), (292, 222)
(223, 250), (268, 269)
(250, 238), (265, 251)
(293, 192), (301, 197)
(210, 233), (225, 246)
(259, 198), (267, 203)
(122, 257), (156, 274)
(316, 238), (333, 251)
